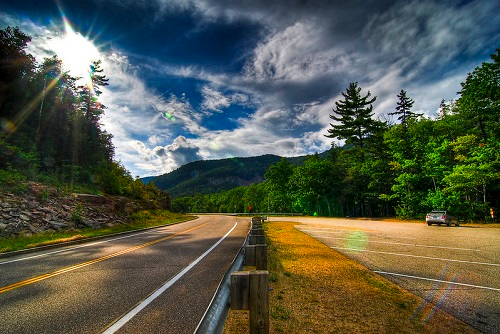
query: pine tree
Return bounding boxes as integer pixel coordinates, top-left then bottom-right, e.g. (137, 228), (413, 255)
(326, 82), (377, 154)
(77, 60), (111, 165)
(389, 90), (422, 131)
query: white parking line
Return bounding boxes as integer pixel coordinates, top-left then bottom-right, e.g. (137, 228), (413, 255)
(297, 227), (417, 240)
(317, 236), (480, 251)
(374, 271), (500, 292)
(298, 229), (342, 233)
(332, 247), (500, 267)
(101, 222), (238, 334)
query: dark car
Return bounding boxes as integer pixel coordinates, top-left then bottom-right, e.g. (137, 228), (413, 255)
(426, 210), (459, 226)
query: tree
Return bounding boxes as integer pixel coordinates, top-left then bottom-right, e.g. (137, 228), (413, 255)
(265, 157), (294, 212)
(288, 155), (338, 215)
(77, 60), (112, 166)
(442, 135), (500, 220)
(0, 26), (36, 139)
(456, 49), (500, 142)
(326, 82), (377, 161)
(389, 90), (422, 133)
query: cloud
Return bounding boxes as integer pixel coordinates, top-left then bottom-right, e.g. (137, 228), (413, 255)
(132, 136), (202, 174)
(200, 85), (253, 113)
(363, 0), (500, 77)
(200, 85), (230, 112)
(243, 21), (345, 82)
(2, 1), (497, 178)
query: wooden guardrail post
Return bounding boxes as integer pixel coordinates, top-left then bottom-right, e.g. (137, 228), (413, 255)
(251, 228), (264, 236)
(230, 270), (269, 334)
(248, 235), (266, 245)
(230, 271), (250, 310)
(245, 245), (256, 266)
(255, 244), (267, 270)
(245, 244), (267, 270)
(249, 270), (269, 334)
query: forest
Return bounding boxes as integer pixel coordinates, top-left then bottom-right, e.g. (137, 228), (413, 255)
(0, 26), (167, 205)
(173, 49), (500, 222)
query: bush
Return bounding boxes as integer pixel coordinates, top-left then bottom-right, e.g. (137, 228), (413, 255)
(0, 167), (27, 193)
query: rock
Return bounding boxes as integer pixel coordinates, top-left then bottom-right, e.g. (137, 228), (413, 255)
(49, 221), (68, 230)
(0, 185), (157, 239)
(29, 225), (44, 234)
(19, 214), (30, 221)
(80, 219), (100, 228)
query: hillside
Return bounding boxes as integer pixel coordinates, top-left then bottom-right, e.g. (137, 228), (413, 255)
(144, 154), (318, 198)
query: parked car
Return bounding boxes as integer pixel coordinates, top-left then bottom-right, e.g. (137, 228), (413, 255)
(426, 210), (459, 226)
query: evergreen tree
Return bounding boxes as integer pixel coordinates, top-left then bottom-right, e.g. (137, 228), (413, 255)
(77, 60), (112, 166)
(389, 90), (422, 132)
(326, 82), (377, 160)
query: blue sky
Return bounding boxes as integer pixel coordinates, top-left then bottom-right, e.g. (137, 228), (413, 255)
(1, 0), (499, 177)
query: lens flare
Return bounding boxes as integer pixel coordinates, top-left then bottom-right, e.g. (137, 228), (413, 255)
(162, 112), (176, 121)
(209, 142), (220, 150)
(346, 230), (368, 251)
(0, 118), (16, 134)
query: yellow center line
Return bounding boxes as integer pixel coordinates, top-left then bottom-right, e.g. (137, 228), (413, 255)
(0, 222), (210, 294)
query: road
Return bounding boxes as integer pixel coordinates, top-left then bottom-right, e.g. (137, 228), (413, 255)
(0, 215), (249, 334)
(274, 217), (499, 334)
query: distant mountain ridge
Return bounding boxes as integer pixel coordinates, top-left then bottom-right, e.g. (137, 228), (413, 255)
(143, 153), (323, 198)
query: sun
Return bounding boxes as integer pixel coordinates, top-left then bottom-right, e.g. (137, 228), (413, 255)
(50, 18), (101, 86)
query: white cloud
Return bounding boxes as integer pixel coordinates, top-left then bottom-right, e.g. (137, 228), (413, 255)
(242, 21), (352, 83)
(131, 136), (202, 175)
(200, 85), (230, 112)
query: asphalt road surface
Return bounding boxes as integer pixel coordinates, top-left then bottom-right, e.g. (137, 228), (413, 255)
(275, 217), (499, 334)
(0, 215), (249, 334)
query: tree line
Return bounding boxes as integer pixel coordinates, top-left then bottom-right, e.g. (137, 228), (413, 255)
(173, 50), (499, 222)
(0, 26), (168, 206)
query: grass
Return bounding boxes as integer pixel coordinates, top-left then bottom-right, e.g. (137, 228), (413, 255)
(223, 221), (478, 333)
(0, 210), (195, 253)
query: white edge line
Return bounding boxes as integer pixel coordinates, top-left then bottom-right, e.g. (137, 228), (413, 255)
(102, 222), (238, 334)
(332, 247), (500, 267)
(374, 271), (500, 292)
(0, 227), (169, 265)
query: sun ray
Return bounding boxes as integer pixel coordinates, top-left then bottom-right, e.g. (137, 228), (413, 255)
(48, 17), (101, 90)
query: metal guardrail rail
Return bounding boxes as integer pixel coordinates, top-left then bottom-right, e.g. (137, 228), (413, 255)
(194, 234), (249, 334)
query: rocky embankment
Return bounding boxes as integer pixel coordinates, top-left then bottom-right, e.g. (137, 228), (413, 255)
(0, 182), (154, 238)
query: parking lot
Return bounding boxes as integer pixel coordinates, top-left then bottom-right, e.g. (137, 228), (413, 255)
(273, 217), (500, 333)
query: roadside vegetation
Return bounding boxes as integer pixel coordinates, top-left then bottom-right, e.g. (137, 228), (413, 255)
(0, 26), (168, 204)
(0, 210), (193, 253)
(174, 49), (500, 223)
(223, 221), (478, 333)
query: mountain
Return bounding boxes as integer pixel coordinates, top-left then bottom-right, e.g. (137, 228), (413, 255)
(143, 153), (321, 198)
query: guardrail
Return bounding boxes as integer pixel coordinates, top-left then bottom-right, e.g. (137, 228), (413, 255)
(194, 216), (269, 334)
